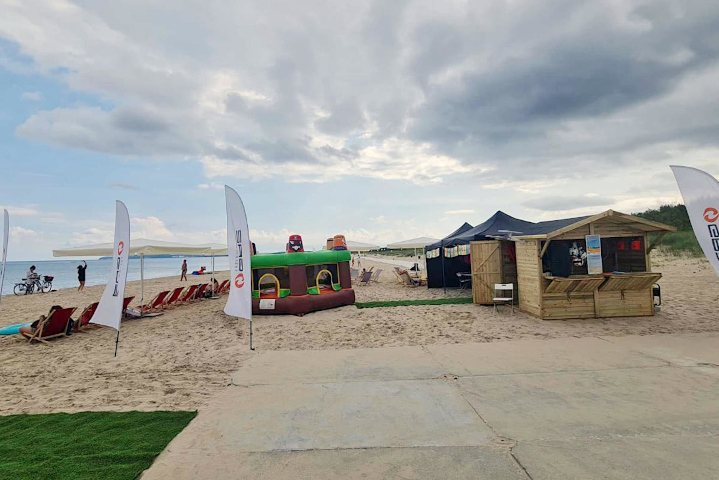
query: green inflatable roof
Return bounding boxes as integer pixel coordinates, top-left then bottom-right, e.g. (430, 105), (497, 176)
(251, 250), (351, 268)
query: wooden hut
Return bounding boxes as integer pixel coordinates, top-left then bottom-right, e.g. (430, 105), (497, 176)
(470, 240), (518, 305)
(512, 210), (675, 320)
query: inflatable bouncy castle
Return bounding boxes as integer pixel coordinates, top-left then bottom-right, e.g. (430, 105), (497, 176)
(251, 234), (355, 315)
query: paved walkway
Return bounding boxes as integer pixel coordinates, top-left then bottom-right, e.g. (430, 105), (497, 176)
(142, 333), (719, 479)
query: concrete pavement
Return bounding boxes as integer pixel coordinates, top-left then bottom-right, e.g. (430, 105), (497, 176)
(142, 333), (719, 479)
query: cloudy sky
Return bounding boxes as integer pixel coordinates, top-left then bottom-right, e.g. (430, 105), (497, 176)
(1, 0), (718, 260)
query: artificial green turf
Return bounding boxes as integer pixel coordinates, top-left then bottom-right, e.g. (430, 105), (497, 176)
(355, 297), (474, 309)
(0, 410), (196, 480)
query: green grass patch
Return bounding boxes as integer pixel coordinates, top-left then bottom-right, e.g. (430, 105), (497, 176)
(0, 410), (196, 480)
(356, 297), (473, 308)
(656, 230), (703, 256)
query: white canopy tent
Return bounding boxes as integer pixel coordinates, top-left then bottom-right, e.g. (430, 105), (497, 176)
(345, 240), (380, 252)
(386, 236), (440, 252)
(196, 243), (229, 297)
(53, 239), (220, 308)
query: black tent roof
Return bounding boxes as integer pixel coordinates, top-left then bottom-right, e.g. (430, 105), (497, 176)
(427, 211), (591, 250)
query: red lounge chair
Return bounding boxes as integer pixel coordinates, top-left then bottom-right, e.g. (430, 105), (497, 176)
(178, 285), (199, 303)
(74, 302), (99, 332)
(193, 284), (208, 301)
(122, 296), (135, 317)
(25, 307), (77, 345)
(218, 280), (229, 294)
(137, 291), (170, 311)
(164, 287), (185, 308)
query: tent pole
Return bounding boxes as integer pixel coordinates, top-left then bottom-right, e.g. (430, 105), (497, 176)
(140, 253), (144, 317)
(441, 245), (446, 294)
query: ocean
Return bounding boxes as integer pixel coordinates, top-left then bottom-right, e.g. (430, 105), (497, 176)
(1, 256), (229, 294)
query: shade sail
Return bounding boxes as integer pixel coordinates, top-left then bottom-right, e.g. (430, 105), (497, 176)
(53, 238), (216, 257)
(345, 240), (380, 252)
(386, 236), (440, 249)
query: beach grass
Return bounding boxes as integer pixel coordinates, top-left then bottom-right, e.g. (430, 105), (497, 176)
(0, 410), (196, 480)
(658, 230), (703, 256)
(356, 297), (473, 308)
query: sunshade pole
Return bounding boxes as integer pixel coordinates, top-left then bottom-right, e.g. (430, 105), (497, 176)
(211, 253), (215, 297)
(140, 253), (144, 317)
(114, 330), (120, 357)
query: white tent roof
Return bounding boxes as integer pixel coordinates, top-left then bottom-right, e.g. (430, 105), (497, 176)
(345, 240), (380, 252)
(386, 236), (441, 249)
(53, 238), (219, 257)
(196, 243), (229, 255)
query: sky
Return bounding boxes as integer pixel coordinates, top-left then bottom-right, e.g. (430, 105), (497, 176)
(1, 0), (719, 260)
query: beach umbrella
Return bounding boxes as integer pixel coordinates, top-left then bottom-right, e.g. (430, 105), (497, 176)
(196, 243), (229, 297)
(345, 240), (380, 252)
(53, 239), (212, 310)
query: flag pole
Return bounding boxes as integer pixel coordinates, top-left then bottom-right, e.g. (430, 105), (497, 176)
(250, 317), (254, 350)
(114, 331), (120, 357)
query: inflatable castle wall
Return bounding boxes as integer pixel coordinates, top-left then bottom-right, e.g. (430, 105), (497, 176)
(251, 234), (355, 315)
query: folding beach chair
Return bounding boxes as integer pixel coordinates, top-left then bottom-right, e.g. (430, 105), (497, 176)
(122, 297), (135, 318)
(74, 302), (98, 332)
(370, 269), (383, 283)
(401, 271), (425, 287)
(393, 267), (405, 285)
(164, 287), (185, 308)
(137, 291), (171, 312)
(358, 270), (373, 286)
(193, 283), (208, 301)
(457, 272), (472, 290)
(218, 280), (230, 294)
(26, 307), (77, 345)
(493, 283), (514, 315)
(178, 285), (199, 303)
(350, 269), (359, 283)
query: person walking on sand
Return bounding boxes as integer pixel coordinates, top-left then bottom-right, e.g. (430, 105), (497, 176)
(77, 261), (87, 291)
(181, 259), (188, 281)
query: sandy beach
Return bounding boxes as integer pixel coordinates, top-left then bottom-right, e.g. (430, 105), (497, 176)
(1, 253), (717, 416)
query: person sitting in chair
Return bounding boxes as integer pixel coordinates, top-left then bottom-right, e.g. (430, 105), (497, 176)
(18, 305), (64, 339)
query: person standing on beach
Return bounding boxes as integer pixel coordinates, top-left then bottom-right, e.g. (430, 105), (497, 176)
(77, 261), (87, 291)
(181, 259), (188, 281)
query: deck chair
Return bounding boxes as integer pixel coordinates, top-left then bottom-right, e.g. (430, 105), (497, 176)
(74, 302), (98, 332)
(164, 287), (185, 308)
(137, 291), (170, 312)
(26, 307), (77, 345)
(193, 283), (208, 301)
(493, 283), (514, 315)
(393, 267), (405, 285)
(350, 269), (359, 283)
(179, 285), (199, 303)
(370, 268), (383, 283)
(122, 296), (135, 314)
(401, 271), (425, 287)
(457, 272), (472, 290)
(218, 280), (230, 294)
(358, 270), (373, 286)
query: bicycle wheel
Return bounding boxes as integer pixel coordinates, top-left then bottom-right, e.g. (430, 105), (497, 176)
(41, 281), (52, 293)
(13, 284), (25, 295)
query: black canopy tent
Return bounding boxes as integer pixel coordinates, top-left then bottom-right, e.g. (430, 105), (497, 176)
(425, 211), (587, 289)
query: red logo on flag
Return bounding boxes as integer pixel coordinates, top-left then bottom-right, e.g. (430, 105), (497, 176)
(234, 273), (245, 289)
(118, 241), (125, 255)
(704, 207), (719, 223)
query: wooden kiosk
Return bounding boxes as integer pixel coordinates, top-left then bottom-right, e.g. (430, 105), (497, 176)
(512, 210), (675, 320)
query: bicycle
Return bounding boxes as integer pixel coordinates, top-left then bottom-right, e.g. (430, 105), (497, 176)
(14, 275), (53, 295)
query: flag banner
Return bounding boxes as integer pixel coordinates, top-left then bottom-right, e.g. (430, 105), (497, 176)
(224, 186), (252, 320)
(91, 201), (130, 330)
(0, 209), (8, 311)
(426, 248), (440, 259)
(671, 165), (719, 278)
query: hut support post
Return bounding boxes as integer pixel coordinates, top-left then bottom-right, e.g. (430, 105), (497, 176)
(539, 239), (551, 258)
(647, 232), (667, 253)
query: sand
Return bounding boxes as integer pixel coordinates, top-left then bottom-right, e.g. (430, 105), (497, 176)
(0, 253), (717, 415)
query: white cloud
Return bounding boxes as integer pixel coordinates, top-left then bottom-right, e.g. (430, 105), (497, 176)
(445, 209), (475, 215)
(131, 216), (173, 239)
(197, 182), (223, 190)
(21, 91), (42, 101)
(0, 205), (40, 216)
(11, 226), (35, 237)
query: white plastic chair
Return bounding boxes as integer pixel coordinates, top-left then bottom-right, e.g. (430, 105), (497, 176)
(493, 283), (514, 315)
